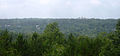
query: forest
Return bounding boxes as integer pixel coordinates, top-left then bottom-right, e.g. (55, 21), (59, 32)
(0, 18), (117, 36)
(0, 19), (120, 56)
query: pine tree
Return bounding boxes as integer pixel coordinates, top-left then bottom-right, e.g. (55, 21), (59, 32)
(15, 33), (28, 56)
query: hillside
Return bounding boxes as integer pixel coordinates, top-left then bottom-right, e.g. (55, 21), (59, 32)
(0, 18), (117, 36)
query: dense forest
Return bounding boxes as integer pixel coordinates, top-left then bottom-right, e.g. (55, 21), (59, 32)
(0, 19), (120, 56)
(0, 18), (117, 36)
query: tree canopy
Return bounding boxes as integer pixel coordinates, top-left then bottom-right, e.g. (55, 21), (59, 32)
(0, 19), (120, 56)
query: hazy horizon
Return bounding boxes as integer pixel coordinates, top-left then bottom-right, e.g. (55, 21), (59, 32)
(0, 0), (120, 19)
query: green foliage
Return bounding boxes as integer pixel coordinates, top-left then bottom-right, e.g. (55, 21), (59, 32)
(44, 22), (59, 33)
(0, 19), (117, 36)
(0, 21), (120, 56)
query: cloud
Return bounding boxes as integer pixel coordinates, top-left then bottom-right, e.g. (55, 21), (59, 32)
(39, 0), (50, 5)
(90, 0), (101, 5)
(0, 0), (120, 18)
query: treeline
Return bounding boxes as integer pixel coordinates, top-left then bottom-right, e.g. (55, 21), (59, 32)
(0, 20), (120, 56)
(0, 19), (117, 36)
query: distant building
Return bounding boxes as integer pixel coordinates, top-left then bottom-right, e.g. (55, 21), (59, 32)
(36, 25), (40, 30)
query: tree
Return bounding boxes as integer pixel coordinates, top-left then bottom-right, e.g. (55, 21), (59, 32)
(42, 22), (65, 56)
(0, 30), (19, 56)
(32, 32), (38, 41)
(103, 19), (120, 56)
(15, 33), (28, 56)
(44, 22), (59, 33)
(112, 19), (120, 56)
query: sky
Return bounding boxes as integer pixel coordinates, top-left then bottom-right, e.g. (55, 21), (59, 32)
(0, 0), (120, 19)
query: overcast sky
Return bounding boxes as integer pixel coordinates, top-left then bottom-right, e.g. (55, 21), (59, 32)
(0, 0), (120, 19)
